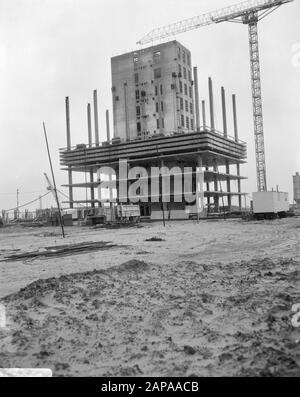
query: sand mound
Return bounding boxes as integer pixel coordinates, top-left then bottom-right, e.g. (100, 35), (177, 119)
(2, 260), (150, 304)
(0, 258), (299, 377)
(113, 260), (149, 273)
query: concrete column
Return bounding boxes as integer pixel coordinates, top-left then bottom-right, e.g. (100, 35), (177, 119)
(213, 159), (219, 212)
(232, 94), (238, 142)
(67, 170), (73, 209)
(237, 162), (242, 211)
(226, 160), (231, 211)
(193, 67), (201, 132)
(124, 83), (129, 141)
(89, 172), (95, 209)
(105, 109), (113, 212)
(93, 90), (100, 146)
(87, 103), (95, 208)
(65, 96), (73, 209)
(232, 95), (241, 210)
(106, 109), (111, 141)
(221, 87), (228, 138)
(160, 158), (166, 225)
(87, 103), (92, 148)
(196, 154), (204, 222)
(202, 100), (206, 130)
(118, 159), (128, 204)
(115, 166), (120, 204)
(66, 97), (71, 149)
(206, 166), (210, 211)
(208, 77), (215, 131)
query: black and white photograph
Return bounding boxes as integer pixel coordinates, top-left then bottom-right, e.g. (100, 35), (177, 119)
(0, 0), (299, 381)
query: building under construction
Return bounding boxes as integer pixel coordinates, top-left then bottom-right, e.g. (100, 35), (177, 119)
(60, 41), (247, 220)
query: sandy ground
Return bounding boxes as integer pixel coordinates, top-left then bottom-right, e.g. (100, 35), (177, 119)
(0, 218), (299, 376)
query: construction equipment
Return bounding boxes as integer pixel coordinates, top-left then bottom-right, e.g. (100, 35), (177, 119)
(44, 172), (62, 208)
(137, 0), (294, 192)
(116, 204), (141, 222)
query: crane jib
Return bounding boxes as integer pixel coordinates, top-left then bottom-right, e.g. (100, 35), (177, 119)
(137, 0), (294, 45)
(136, 0), (294, 192)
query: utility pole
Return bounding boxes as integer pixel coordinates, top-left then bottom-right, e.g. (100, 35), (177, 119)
(43, 122), (65, 238)
(16, 189), (19, 219)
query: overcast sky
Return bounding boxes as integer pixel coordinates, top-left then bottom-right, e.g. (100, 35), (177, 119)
(0, 0), (299, 211)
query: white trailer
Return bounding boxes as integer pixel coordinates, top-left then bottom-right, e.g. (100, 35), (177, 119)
(252, 191), (289, 219)
(116, 205), (140, 222)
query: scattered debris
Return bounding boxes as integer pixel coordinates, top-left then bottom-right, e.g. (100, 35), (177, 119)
(20, 222), (45, 228)
(34, 232), (64, 238)
(184, 345), (196, 355)
(93, 222), (143, 230)
(1, 241), (119, 262)
(145, 237), (165, 242)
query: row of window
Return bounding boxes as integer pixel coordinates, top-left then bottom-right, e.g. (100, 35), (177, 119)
(135, 84), (191, 101)
(136, 90), (147, 101)
(178, 81), (193, 98)
(136, 85), (163, 99)
(136, 87), (163, 101)
(156, 102), (164, 113)
(153, 51), (161, 64)
(179, 98), (193, 114)
(135, 83), (191, 101)
(136, 102), (165, 117)
(134, 47), (191, 68)
(136, 70), (192, 98)
(133, 50), (161, 66)
(154, 68), (162, 79)
(154, 67), (192, 84)
(181, 115), (194, 130)
(177, 47), (191, 66)
(156, 118), (165, 129)
(178, 64), (191, 82)
(155, 85), (163, 96)
(137, 118), (165, 133)
(137, 116), (194, 133)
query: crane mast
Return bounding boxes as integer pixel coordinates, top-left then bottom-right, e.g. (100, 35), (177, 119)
(246, 13), (267, 191)
(137, 0), (294, 192)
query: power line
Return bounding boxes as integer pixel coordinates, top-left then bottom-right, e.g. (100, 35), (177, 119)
(0, 191), (46, 196)
(1, 188), (85, 213)
(2, 192), (51, 212)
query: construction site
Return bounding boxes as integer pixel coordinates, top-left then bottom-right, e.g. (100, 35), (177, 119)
(0, 0), (299, 379)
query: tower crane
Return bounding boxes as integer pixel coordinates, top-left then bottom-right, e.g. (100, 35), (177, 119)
(137, 0), (294, 192)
